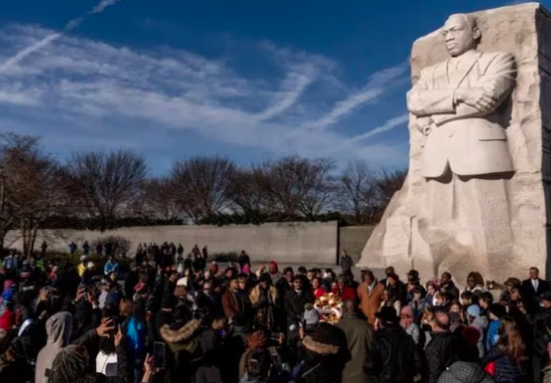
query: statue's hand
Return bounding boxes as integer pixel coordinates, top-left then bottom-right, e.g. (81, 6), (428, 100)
(455, 87), (498, 113)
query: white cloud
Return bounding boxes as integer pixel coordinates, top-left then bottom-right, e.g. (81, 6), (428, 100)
(349, 114), (410, 142)
(0, 23), (409, 168)
(300, 62), (408, 133)
(0, 0), (123, 73)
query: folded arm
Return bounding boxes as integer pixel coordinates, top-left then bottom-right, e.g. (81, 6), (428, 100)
(407, 52), (516, 121)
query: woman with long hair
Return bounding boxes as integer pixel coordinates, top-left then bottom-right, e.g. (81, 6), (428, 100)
(482, 316), (529, 383)
(381, 287), (401, 317)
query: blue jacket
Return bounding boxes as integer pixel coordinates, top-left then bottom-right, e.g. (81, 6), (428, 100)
(486, 319), (501, 352)
(104, 261), (119, 276)
(126, 317), (146, 355)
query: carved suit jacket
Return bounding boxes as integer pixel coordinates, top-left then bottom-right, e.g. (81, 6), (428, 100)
(407, 50), (516, 178)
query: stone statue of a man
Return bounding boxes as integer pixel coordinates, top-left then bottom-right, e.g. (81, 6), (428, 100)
(407, 13), (516, 178)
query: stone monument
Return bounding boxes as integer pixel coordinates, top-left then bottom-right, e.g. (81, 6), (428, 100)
(357, 3), (551, 284)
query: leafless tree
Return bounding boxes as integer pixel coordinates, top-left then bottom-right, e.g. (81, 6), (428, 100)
(0, 133), (70, 254)
(334, 160), (379, 224)
(63, 150), (148, 231)
(133, 178), (186, 221)
(374, 169), (407, 210)
(253, 156), (337, 220)
(169, 156), (235, 222)
(224, 167), (265, 217)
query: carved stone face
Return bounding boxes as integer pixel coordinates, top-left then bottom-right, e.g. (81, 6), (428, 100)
(442, 15), (478, 57)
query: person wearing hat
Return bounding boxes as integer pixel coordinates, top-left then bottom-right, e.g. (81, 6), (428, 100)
(406, 270), (426, 303)
(249, 273), (279, 332)
(81, 262), (97, 285)
(366, 306), (421, 383)
(466, 305), (487, 358)
(294, 323), (347, 383)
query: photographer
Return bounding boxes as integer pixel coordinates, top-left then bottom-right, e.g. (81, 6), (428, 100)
(48, 325), (147, 383)
(159, 302), (204, 383)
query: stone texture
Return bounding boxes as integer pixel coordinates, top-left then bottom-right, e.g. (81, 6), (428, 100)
(357, 3), (551, 284)
(6, 221), (339, 265)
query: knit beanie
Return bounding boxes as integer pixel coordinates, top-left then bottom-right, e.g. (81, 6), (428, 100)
(49, 345), (88, 383)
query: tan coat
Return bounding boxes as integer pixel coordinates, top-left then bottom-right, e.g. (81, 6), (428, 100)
(357, 282), (384, 325)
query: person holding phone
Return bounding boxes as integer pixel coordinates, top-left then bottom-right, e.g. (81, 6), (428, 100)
(49, 325), (158, 383)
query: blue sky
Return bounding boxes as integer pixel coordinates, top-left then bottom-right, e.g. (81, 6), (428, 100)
(0, 0), (547, 175)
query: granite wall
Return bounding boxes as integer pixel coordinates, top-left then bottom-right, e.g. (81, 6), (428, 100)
(5, 221), (340, 265)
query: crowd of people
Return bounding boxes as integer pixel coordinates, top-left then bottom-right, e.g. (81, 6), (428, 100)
(0, 245), (550, 383)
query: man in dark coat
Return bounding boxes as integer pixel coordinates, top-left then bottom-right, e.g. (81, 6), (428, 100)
(440, 272), (460, 300)
(340, 250), (353, 277)
(425, 311), (458, 383)
(338, 300), (374, 383)
(366, 306), (422, 383)
(522, 267), (550, 314)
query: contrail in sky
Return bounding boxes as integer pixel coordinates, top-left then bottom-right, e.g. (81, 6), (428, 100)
(0, 0), (123, 73)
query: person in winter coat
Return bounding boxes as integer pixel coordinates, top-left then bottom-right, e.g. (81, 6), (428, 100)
(425, 311), (459, 383)
(400, 305), (421, 346)
(466, 305), (488, 358)
(337, 300), (374, 383)
(49, 326), (146, 383)
(441, 272), (460, 300)
(438, 326), (495, 383)
(292, 323), (348, 383)
(340, 250), (353, 277)
(35, 312), (114, 383)
(365, 306), (422, 383)
(481, 317), (529, 383)
(332, 276), (356, 302)
(486, 304), (505, 353)
(357, 270), (384, 326)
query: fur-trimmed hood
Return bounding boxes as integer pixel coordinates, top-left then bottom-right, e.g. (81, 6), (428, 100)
(249, 285), (278, 305)
(160, 319), (202, 344)
(302, 335), (340, 355)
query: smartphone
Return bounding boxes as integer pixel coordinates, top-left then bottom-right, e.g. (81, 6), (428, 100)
(153, 342), (166, 368)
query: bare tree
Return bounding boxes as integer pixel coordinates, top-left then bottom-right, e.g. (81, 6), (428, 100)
(133, 178), (186, 221)
(169, 156), (235, 223)
(63, 150), (148, 231)
(224, 167), (265, 218)
(374, 169), (407, 211)
(0, 133), (43, 250)
(253, 157), (337, 220)
(334, 160), (379, 224)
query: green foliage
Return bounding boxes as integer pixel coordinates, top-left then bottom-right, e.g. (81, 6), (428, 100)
(90, 235), (132, 255)
(210, 251), (239, 263)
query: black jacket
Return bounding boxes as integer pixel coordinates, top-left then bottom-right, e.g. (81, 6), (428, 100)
(365, 325), (422, 383)
(284, 290), (314, 328)
(425, 331), (458, 383)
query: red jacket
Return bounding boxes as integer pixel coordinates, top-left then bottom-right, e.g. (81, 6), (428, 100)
(0, 307), (14, 331)
(332, 286), (356, 302)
